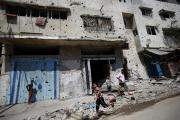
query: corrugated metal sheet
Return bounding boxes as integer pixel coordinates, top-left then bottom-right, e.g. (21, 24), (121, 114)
(6, 56), (59, 104)
(146, 49), (171, 55)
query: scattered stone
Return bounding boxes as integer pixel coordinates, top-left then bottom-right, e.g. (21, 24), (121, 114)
(131, 96), (135, 101)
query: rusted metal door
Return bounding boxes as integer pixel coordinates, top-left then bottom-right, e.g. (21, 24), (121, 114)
(7, 56), (59, 104)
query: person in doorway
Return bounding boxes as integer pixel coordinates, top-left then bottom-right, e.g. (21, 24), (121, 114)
(106, 76), (112, 92)
(26, 80), (34, 104)
(116, 69), (125, 96)
(94, 84), (109, 114)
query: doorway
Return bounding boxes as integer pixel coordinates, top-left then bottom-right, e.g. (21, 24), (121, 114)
(91, 60), (110, 86)
(83, 59), (115, 94)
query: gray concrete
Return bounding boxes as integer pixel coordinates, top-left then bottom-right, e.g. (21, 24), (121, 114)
(107, 96), (180, 120)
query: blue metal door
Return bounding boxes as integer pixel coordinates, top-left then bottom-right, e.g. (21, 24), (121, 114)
(7, 56), (59, 104)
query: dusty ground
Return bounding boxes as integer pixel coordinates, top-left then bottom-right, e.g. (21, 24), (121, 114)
(106, 95), (180, 120)
(0, 78), (180, 120)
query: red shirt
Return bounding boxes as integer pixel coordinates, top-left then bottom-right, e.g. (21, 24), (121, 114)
(95, 87), (102, 99)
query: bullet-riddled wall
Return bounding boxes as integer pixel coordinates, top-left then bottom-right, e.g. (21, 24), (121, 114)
(59, 47), (85, 98)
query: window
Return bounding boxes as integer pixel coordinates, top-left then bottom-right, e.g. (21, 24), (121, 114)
(157, 0), (180, 4)
(31, 8), (39, 17)
(6, 6), (18, 15)
(40, 9), (47, 17)
(176, 0), (180, 4)
(18, 7), (26, 16)
(81, 15), (113, 31)
(119, 0), (126, 2)
(52, 10), (59, 19)
(140, 7), (152, 17)
(60, 11), (68, 19)
(159, 9), (175, 20)
(146, 26), (157, 35)
(5, 5), (69, 20)
(122, 13), (134, 29)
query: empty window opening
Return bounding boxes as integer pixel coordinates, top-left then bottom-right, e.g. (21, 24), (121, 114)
(157, 0), (180, 4)
(60, 11), (68, 19)
(6, 5), (18, 15)
(14, 46), (59, 55)
(122, 13), (134, 29)
(140, 7), (152, 17)
(81, 15), (113, 32)
(40, 9), (47, 17)
(18, 7), (26, 16)
(119, 0), (126, 2)
(52, 10), (59, 19)
(5, 4), (69, 20)
(159, 10), (175, 20)
(146, 26), (157, 35)
(31, 8), (39, 17)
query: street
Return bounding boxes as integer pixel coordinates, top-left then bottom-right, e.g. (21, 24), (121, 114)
(106, 95), (180, 120)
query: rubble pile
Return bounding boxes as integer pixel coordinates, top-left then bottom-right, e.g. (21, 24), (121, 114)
(26, 78), (180, 120)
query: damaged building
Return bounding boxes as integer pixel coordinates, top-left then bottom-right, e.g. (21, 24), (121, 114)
(0, 0), (179, 105)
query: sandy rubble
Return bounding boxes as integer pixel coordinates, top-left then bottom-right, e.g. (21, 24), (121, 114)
(1, 77), (180, 120)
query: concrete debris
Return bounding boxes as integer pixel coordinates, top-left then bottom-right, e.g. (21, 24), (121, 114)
(4, 79), (180, 120)
(126, 81), (135, 91)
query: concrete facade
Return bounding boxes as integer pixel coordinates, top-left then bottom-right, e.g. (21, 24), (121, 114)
(0, 0), (180, 105)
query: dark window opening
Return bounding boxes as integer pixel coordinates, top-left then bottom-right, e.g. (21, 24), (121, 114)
(40, 9), (47, 17)
(146, 26), (157, 35)
(52, 10), (59, 19)
(162, 13), (170, 18)
(176, 0), (180, 4)
(6, 6), (18, 15)
(31, 8), (39, 17)
(140, 7), (152, 17)
(133, 29), (138, 36)
(60, 11), (68, 19)
(27, 8), (31, 17)
(5, 5), (69, 20)
(119, 0), (126, 2)
(18, 7), (26, 16)
(122, 13), (134, 29)
(157, 0), (180, 4)
(159, 10), (175, 20)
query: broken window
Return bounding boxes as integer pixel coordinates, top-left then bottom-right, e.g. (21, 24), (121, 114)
(159, 9), (175, 20)
(18, 7), (26, 16)
(39, 9), (47, 17)
(52, 10), (59, 19)
(122, 13), (134, 29)
(5, 5), (69, 20)
(119, 0), (126, 2)
(157, 0), (180, 4)
(81, 15), (113, 32)
(31, 8), (39, 17)
(60, 11), (68, 19)
(6, 6), (18, 15)
(146, 26), (157, 35)
(140, 7), (152, 17)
